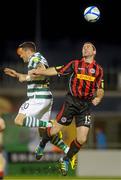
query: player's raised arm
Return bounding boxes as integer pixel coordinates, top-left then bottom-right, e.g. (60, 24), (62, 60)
(4, 68), (29, 82)
(0, 118), (6, 132)
(4, 68), (18, 78)
(29, 67), (58, 76)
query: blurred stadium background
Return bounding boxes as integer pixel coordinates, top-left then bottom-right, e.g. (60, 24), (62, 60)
(0, 0), (121, 179)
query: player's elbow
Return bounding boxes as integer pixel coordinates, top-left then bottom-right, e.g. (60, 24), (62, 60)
(0, 120), (6, 131)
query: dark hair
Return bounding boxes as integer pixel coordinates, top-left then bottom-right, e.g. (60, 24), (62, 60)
(18, 41), (36, 52)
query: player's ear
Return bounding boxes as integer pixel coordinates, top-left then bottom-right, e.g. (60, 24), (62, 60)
(93, 50), (96, 55)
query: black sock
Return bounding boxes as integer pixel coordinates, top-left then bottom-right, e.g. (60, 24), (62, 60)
(64, 139), (82, 161)
(39, 128), (52, 148)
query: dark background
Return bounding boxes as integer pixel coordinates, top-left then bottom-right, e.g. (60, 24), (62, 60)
(0, 0), (120, 42)
(0, 0), (121, 66)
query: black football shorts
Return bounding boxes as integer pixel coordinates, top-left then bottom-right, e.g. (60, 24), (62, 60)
(56, 93), (92, 128)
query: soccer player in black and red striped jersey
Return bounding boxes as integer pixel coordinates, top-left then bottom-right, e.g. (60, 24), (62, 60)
(29, 42), (104, 176)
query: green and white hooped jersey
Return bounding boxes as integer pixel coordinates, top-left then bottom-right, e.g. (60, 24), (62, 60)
(27, 52), (52, 99)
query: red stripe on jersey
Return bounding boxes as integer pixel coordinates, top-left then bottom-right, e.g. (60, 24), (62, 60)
(78, 60), (86, 97)
(71, 60), (79, 96)
(92, 64), (100, 95)
(95, 62), (100, 78)
(55, 58), (103, 100)
(84, 62), (94, 97)
(57, 61), (73, 74)
(97, 66), (103, 88)
(92, 65), (100, 94)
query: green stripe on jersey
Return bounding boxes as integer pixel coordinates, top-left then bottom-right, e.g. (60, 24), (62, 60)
(27, 88), (49, 92)
(28, 94), (52, 99)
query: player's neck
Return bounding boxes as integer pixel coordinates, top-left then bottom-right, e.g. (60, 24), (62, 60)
(84, 56), (94, 63)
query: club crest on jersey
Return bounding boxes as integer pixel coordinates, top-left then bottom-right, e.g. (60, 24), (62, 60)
(90, 68), (95, 74)
(61, 117), (67, 123)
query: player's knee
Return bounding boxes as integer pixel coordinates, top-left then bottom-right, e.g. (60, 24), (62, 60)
(14, 113), (26, 126)
(0, 126), (5, 132)
(14, 118), (20, 125)
(50, 123), (62, 135)
(77, 136), (87, 145)
(14, 117), (23, 126)
(0, 120), (6, 131)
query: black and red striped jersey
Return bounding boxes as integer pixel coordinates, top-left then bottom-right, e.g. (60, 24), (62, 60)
(55, 58), (104, 100)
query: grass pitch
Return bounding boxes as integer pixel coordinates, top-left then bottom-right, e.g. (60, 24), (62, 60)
(4, 176), (121, 180)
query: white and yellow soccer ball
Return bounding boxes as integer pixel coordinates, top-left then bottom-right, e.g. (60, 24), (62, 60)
(84, 6), (100, 23)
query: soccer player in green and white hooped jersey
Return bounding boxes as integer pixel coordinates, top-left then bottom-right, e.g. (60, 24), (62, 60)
(4, 41), (69, 155)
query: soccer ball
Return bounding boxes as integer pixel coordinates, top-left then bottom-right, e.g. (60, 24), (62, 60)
(84, 6), (100, 23)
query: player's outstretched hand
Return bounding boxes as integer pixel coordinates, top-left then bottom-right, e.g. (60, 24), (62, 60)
(4, 68), (18, 78)
(92, 97), (101, 106)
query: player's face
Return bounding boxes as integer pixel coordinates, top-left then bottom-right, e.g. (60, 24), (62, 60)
(82, 43), (95, 57)
(17, 48), (29, 63)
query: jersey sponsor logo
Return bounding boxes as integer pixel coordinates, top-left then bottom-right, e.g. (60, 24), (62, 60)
(77, 74), (95, 81)
(61, 117), (67, 123)
(90, 68), (95, 74)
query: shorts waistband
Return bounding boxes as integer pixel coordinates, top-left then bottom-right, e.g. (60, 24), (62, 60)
(28, 94), (53, 99)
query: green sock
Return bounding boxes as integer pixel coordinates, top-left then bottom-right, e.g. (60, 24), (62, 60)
(23, 116), (52, 128)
